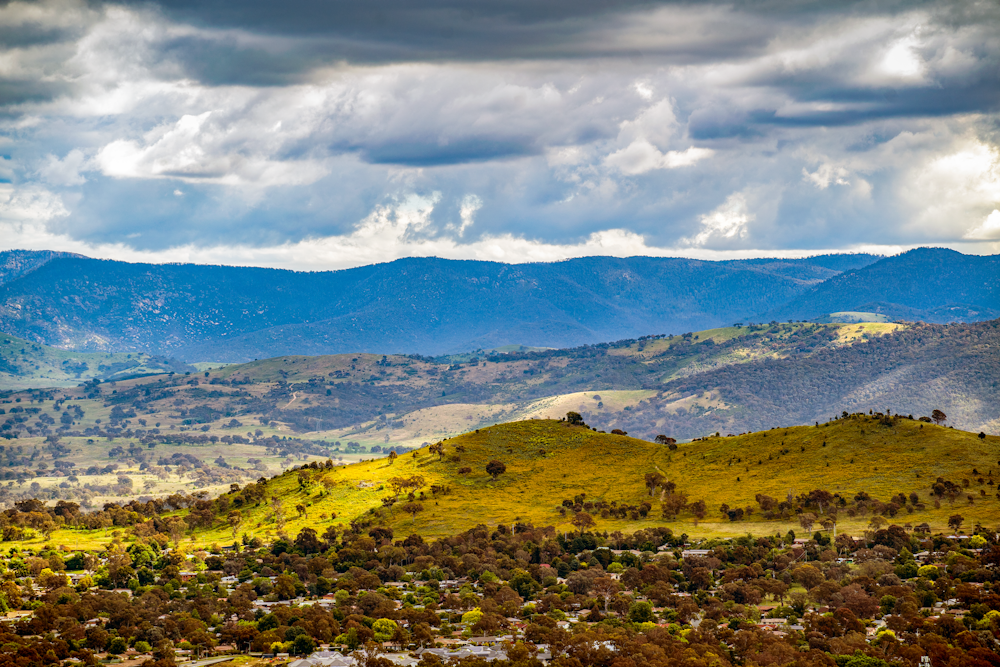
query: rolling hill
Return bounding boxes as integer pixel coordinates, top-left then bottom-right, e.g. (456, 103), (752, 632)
(0, 332), (192, 389)
(46, 416), (1000, 548)
(764, 247), (1000, 323)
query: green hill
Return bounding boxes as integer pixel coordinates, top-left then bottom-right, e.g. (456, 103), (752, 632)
(152, 415), (1000, 548)
(0, 333), (192, 389)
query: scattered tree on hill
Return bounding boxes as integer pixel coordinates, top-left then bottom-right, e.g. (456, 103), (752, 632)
(566, 412), (584, 425)
(654, 435), (676, 445)
(689, 499), (707, 522)
(571, 511), (595, 533)
(271, 497), (285, 531)
(388, 451), (397, 465)
(798, 512), (817, 533)
(295, 504), (307, 519)
(644, 472), (664, 496)
(931, 409), (947, 425)
(227, 510), (242, 539)
(948, 514), (964, 533)
(401, 502), (424, 523)
(661, 493), (688, 520)
(486, 459), (506, 481)
(458, 467), (472, 475)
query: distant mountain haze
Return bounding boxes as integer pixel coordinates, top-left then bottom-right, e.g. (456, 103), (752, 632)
(0, 248), (994, 361)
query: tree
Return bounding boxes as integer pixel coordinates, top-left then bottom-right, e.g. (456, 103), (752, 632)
(644, 472), (665, 496)
(571, 511), (595, 533)
(486, 459), (506, 481)
(593, 577), (620, 612)
(271, 496), (286, 530)
(387, 451), (397, 465)
(566, 412), (584, 425)
(931, 409), (947, 425)
(400, 502), (424, 523)
(798, 512), (817, 533)
(292, 634), (315, 655)
(948, 514), (964, 533)
(294, 527), (321, 554)
(227, 510), (243, 539)
(372, 618), (398, 643)
(689, 500), (707, 522)
(661, 493), (688, 520)
(654, 435), (676, 445)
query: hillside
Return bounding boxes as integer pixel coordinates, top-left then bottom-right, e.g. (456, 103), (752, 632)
(765, 247), (1000, 323)
(0, 251), (881, 360)
(1, 248), (996, 363)
(46, 416), (1000, 548)
(0, 249), (81, 288)
(0, 333), (192, 389)
(2, 320), (999, 512)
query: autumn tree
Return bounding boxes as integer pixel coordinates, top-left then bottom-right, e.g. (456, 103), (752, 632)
(571, 511), (595, 533)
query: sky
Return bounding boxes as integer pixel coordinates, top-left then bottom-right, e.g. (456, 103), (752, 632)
(0, 0), (999, 270)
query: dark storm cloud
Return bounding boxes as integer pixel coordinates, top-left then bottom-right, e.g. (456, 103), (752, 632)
(2, 0), (1000, 265)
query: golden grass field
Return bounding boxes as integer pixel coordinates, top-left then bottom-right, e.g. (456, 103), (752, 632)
(35, 414), (1000, 550)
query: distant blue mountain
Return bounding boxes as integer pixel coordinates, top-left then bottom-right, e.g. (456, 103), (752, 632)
(0, 248), (992, 361)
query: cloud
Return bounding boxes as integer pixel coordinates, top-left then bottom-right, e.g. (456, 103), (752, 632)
(0, 0), (999, 266)
(802, 162), (850, 189)
(36, 150), (88, 186)
(605, 141), (714, 175)
(684, 193), (754, 247)
(965, 210), (1000, 240)
(0, 184), (69, 224)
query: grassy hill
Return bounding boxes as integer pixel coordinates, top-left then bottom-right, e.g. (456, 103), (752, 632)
(43, 415), (1000, 550)
(0, 333), (192, 389)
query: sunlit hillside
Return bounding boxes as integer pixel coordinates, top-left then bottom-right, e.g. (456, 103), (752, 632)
(40, 414), (997, 550)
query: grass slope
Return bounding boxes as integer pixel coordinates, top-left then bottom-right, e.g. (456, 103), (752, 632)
(48, 416), (994, 550)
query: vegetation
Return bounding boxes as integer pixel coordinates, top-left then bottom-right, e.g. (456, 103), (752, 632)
(0, 500), (999, 666)
(0, 333), (192, 389)
(1, 414), (992, 550)
(0, 250), (892, 361)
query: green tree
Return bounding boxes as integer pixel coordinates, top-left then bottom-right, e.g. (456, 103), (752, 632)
(292, 634), (315, 655)
(372, 618), (398, 643)
(107, 637), (128, 655)
(628, 600), (654, 623)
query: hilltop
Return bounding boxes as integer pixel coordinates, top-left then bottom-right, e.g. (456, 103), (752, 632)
(1, 319), (998, 511)
(0, 333), (192, 389)
(43, 414), (1000, 549)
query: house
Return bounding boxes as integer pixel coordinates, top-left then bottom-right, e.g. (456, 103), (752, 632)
(681, 550), (712, 558)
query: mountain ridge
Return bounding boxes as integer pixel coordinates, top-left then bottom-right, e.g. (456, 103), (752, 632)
(0, 248), (994, 361)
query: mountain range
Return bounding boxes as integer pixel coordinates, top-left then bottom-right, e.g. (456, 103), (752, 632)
(0, 247), (996, 361)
